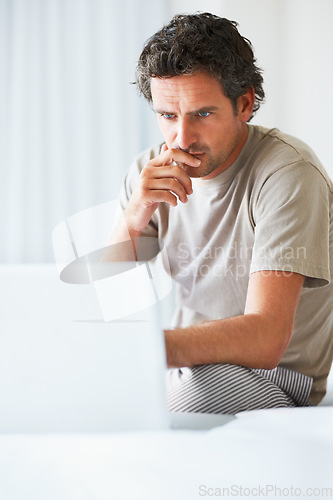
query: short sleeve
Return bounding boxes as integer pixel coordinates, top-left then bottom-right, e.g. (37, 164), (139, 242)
(250, 161), (331, 288)
(117, 146), (161, 239)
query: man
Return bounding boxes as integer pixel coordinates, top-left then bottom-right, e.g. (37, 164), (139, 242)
(116, 13), (333, 414)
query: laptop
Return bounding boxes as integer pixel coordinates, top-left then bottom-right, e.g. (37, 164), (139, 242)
(0, 264), (234, 433)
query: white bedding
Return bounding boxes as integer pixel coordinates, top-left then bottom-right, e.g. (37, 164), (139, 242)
(0, 265), (332, 500)
(0, 407), (332, 500)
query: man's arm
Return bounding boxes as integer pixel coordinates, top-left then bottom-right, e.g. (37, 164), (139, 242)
(165, 270), (305, 369)
(101, 144), (200, 262)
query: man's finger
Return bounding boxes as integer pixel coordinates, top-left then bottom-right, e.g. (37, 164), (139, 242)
(143, 164), (193, 196)
(158, 148), (202, 168)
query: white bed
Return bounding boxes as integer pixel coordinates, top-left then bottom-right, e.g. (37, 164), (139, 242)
(0, 265), (332, 500)
(0, 406), (332, 500)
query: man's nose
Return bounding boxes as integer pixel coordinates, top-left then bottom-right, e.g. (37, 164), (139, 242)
(174, 118), (197, 150)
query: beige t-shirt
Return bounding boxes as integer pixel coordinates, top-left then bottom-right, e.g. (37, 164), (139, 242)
(119, 125), (333, 405)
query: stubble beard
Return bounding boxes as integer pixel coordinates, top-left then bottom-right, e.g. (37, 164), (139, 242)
(177, 129), (244, 178)
(189, 150), (227, 178)
(176, 147), (232, 179)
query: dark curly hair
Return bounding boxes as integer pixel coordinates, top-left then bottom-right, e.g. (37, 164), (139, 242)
(136, 12), (265, 121)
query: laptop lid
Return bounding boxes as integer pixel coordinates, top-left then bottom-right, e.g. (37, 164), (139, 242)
(0, 265), (234, 433)
(0, 265), (170, 433)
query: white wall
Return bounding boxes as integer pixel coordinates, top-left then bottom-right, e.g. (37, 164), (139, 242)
(1, 0), (332, 263)
(0, 0), (167, 263)
(168, 0), (333, 176)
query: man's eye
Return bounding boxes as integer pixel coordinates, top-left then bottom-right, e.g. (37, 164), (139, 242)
(161, 113), (175, 119)
(198, 112), (211, 118)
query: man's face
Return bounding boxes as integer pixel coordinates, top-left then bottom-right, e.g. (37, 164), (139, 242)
(151, 71), (251, 179)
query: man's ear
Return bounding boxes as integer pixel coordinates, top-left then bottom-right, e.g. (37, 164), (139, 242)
(237, 86), (255, 122)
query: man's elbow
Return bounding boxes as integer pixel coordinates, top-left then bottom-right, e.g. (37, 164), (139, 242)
(259, 354), (282, 371)
(257, 322), (293, 370)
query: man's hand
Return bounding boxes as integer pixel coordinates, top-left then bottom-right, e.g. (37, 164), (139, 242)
(123, 144), (201, 237)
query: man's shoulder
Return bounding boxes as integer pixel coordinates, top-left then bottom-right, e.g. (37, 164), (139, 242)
(131, 143), (163, 172)
(248, 125), (332, 189)
(123, 143), (163, 190)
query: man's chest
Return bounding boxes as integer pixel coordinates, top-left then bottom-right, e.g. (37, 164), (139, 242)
(160, 187), (256, 318)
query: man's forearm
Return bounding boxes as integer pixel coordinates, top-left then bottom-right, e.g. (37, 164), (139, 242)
(164, 312), (291, 370)
(100, 215), (140, 262)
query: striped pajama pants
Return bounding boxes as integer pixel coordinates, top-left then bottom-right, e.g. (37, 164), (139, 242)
(166, 364), (313, 415)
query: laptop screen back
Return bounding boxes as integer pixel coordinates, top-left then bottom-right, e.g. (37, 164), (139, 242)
(0, 266), (170, 433)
